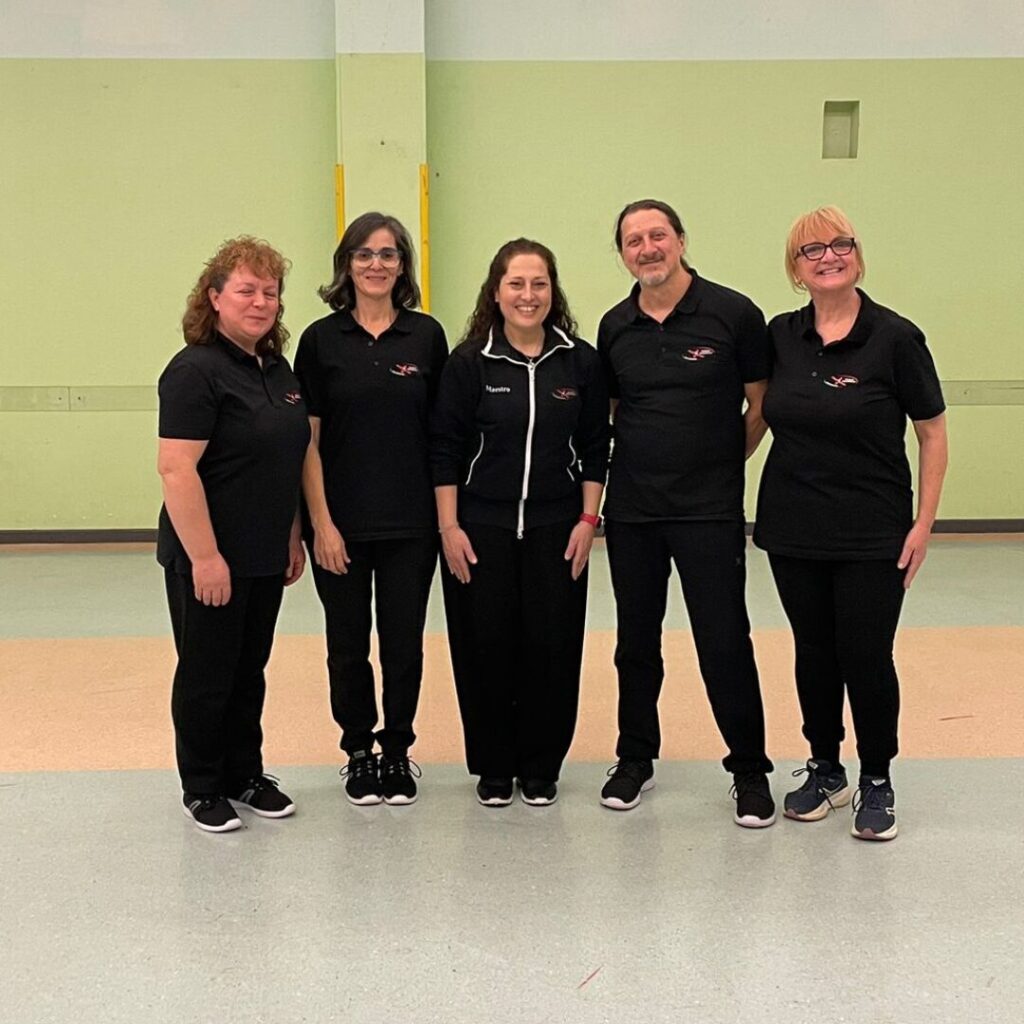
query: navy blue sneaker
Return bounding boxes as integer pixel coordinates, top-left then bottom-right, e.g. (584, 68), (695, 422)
(852, 778), (898, 841)
(783, 760), (851, 822)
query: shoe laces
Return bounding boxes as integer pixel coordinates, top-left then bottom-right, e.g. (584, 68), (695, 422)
(607, 759), (649, 783)
(339, 755), (378, 781)
(730, 771), (767, 800)
(244, 774), (280, 792)
(854, 780), (892, 814)
(380, 756), (421, 780)
(790, 762), (844, 810)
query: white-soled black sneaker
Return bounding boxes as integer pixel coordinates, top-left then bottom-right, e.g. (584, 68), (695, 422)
(476, 777), (514, 806)
(340, 750), (382, 805)
(600, 759), (654, 810)
(229, 775), (295, 818)
(182, 793), (242, 833)
(519, 779), (558, 806)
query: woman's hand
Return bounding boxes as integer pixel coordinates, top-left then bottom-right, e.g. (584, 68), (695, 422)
(442, 526), (478, 584)
(314, 521), (351, 575)
(192, 553), (232, 606)
(897, 521), (932, 589)
(284, 532), (306, 586)
(564, 521), (596, 580)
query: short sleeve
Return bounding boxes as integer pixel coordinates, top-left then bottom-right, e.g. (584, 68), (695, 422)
(735, 299), (769, 383)
(893, 328), (945, 421)
(293, 325), (324, 417)
(596, 314), (620, 399)
(158, 356), (218, 440)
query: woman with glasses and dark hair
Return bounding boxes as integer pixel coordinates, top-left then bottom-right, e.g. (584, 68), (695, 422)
(294, 212), (448, 806)
(754, 205), (948, 841)
(158, 236), (309, 832)
(431, 239), (609, 807)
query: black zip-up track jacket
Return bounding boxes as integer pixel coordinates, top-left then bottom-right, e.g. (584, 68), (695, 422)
(430, 326), (610, 536)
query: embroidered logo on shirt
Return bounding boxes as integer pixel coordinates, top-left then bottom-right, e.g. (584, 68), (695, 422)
(390, 362), (421, 377)
(485, 385), (511, 394)
(682, 346), (716, 361)
(283, 391), (302, 405)
(824, 374), (860, 389)
(552, 387), (578, 401)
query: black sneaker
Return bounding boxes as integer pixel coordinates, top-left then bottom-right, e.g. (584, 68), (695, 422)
(731, 772), (777, 828)
(783, 760), (852, 821)
(339, 750), (382, 805)
(519, 778), (558, 806)
(476, 777), (514, 806)
(380, 755), (421, 805)
(182, 793), (241, 833)
(852, 777), (898, 841)
(600, 758), (654, 810)
(229, 775), (295, 818)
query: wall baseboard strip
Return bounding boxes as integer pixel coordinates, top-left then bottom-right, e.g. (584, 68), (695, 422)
(1, 522), (1022, 545)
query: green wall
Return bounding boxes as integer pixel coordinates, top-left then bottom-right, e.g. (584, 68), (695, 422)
(1, 56), (1021, 529)
(0, 58), (337, 529)
(426, 58), (1024, 519)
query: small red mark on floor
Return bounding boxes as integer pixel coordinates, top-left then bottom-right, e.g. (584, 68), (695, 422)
(938, 714), (976, 721)
(577, 966), (603, 989)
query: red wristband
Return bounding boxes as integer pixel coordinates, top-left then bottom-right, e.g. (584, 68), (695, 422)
(578, 513), (602, 528)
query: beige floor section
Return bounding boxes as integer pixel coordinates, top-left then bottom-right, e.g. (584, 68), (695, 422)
(2, 626), (1021, 772)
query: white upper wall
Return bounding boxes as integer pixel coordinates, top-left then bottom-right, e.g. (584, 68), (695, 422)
(426, 1), (1024, 61)
(0, 0), (335, 59)
(2, 0), (1022, 59)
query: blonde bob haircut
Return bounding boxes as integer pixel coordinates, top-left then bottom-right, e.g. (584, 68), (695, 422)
(182, 235), (291, 356)
(784, 205), (864, 291)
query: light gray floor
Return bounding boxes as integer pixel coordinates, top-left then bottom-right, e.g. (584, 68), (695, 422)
(2, 537), (1022, 639)
(2, 760), (1022, 1024)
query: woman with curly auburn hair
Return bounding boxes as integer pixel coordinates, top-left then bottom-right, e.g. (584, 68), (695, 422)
(294, 212), (448, 807)
(431, 239), (609, 807)
(157, 236), (310, 833)
(755, 206), (948, 841)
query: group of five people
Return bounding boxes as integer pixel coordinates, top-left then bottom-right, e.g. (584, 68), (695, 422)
(157, 199), (948, 844)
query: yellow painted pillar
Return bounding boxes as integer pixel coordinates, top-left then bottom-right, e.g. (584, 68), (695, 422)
(334, 0), (430, 308)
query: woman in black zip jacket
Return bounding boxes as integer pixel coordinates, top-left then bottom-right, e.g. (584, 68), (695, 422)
(431, 238), (610, 807)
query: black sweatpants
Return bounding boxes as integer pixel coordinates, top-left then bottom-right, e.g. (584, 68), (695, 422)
(310, 535), (437, 758)
(441, 519), (587, 781)
(605, 519), (772, 775)
(767, 554), (906, 778)
(165, 569), (285, 795)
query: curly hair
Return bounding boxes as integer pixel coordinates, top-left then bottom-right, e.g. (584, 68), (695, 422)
(181, 236), (291, 356)
(462, 238), (578, 343)
(318, 211), (421, 311)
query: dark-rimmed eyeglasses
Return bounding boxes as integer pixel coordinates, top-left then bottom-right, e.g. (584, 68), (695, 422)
(350, 247), (401, 267)
(795, 237), (856, 261)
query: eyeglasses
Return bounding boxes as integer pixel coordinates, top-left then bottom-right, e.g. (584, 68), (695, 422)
(350, 247), (401, 267)
(795, 237), (857, 261)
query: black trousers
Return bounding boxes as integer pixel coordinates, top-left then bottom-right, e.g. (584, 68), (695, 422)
(310, 535), (437, 758)
(165, 569), (285, 795)
(441, 519), (587, 781)
(605, 519), (772, 775)
(768, 554), (906, 778)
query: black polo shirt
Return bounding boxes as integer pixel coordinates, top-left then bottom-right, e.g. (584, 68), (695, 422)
(157, 334), (310, 577)
(294, 307), (448, 542)
(597, 270), (769, 522)
(754, 290), (945, 560)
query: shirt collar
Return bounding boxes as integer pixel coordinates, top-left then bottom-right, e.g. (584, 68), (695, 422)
(625, 267), (703, 323)
(799, 288), (875, 349)
(215, 332), (277, 366)
(336, 306), (413, 335)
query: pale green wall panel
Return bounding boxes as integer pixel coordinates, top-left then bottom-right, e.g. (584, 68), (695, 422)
(1, 59), (338, 388)
(426, 58), (1024, 519)
(0, 412), (161, 529)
